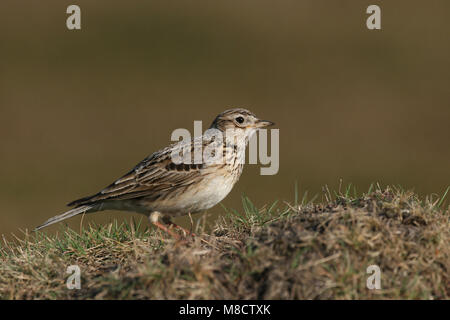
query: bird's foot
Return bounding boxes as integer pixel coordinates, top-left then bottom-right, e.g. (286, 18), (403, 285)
(151, 221), (181, 241)
(167, 221), (196, 238)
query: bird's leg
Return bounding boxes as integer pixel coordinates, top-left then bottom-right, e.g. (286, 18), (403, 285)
(153, 221), (181, 240)
(149, 212), (180, 240)
(162, 216), (196, 237)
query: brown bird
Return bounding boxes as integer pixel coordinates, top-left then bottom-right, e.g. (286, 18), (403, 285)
(35, 108), (274, 238)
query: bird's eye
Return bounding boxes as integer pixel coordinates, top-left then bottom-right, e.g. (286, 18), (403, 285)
(235, 116), (245, 124)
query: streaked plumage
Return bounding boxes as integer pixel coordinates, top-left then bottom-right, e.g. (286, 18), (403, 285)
(35, 108), (274, 236)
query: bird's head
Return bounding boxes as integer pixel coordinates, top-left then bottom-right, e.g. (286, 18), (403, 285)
(209, 108), (274, 140)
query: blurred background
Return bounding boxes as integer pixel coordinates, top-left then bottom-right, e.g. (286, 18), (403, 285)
(1, 0), (449, 236)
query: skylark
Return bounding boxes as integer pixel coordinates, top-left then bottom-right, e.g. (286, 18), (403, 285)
(35, 108), (274, 238)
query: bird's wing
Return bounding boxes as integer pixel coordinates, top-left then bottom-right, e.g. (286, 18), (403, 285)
(68, 136), (221, 207)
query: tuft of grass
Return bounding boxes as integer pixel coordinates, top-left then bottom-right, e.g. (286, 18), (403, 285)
(0, 185), (449, 299)
(436, 186), (450, 208)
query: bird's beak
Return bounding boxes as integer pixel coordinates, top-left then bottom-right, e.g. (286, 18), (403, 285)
(255, 119), (275, 128)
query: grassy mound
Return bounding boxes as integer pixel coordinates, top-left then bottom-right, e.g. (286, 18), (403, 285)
(1, 185), (449, 299)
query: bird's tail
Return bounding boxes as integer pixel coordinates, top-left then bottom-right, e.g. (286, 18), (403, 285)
(34, 205), (95, 231)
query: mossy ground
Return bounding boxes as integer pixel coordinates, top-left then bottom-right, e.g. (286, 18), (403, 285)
(1, 185), (449, 299)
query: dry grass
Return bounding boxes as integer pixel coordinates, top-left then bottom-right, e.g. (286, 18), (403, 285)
(0, 185), (449, 299)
